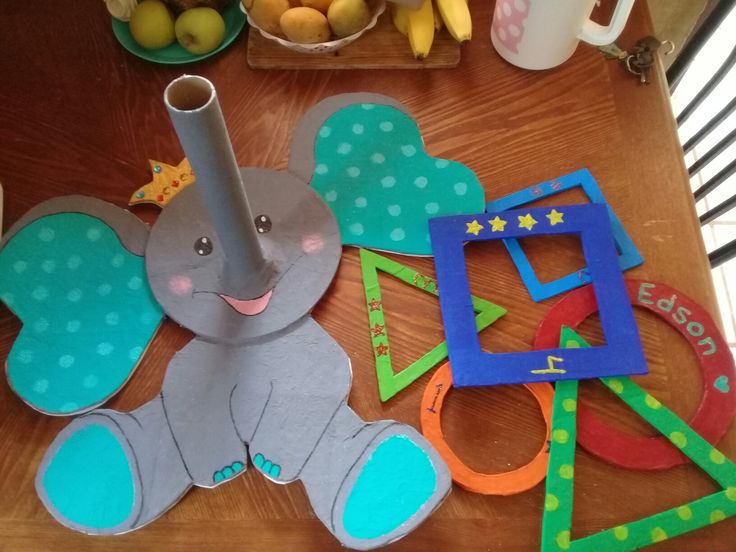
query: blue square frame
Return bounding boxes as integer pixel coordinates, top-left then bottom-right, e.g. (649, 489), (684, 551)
(485, 169), (643, 302)
(428, 203), (647, 387)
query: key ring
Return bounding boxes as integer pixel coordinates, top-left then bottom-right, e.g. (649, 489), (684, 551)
(624, 54), (643, 76)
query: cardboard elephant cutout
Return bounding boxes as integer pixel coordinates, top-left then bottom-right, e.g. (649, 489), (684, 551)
(1, 77), (456, 550)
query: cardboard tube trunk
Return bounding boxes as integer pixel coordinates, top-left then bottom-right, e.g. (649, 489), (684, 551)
(164, 75), (270, 293)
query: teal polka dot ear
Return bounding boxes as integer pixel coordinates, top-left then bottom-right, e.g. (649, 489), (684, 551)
(309, 103), (486, 256)
(0, 212), (163, 415)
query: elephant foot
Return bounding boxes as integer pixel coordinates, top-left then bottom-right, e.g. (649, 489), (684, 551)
(36, 398), (191, 534)
(301, 406), (451, 550)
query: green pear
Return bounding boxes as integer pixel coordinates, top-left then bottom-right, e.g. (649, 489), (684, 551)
(129, 0), (176, 49)
(175, 7), (226, 54)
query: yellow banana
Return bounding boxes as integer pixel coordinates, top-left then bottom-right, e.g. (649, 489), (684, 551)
(407, 0), (435, 60)
(392, 4), (409, 36)
(436, 0), (471, 43)
(433, 0), (443, 32)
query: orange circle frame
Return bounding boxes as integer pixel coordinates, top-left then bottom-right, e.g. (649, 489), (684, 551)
(420, 362), (554, 495)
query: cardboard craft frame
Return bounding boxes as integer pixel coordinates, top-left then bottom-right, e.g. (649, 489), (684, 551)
(359, 249), (506, 401)
(420, 362), (553, 495)
(485, 169), (643, 302)
(540, 328), (736, 552)
(534, 279), (736, 470)
(429, 203), (647, 387)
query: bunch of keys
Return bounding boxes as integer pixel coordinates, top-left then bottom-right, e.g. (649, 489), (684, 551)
(599, 36), (676, 84)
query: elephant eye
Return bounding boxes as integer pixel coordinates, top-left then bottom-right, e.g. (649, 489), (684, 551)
(255, 214), (272, 233)
(194, 237), (213, 256)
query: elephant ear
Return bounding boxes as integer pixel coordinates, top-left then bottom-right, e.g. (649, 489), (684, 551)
(0, 196), (163, 416)
(288, 93), (486, 256)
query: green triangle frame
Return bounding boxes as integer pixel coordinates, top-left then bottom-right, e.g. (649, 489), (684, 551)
(542, 327), (736, 551)
(359, 249), (506, 401)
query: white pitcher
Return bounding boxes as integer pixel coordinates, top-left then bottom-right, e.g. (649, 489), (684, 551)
(491, 0), (637, 70)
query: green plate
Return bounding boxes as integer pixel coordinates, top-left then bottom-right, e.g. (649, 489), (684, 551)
(111, 1), (246, 65)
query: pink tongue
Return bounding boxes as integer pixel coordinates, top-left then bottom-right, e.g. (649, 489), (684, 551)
(219, 289), (273, 315)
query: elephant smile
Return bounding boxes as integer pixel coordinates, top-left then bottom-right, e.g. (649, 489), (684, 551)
(218, 289), (273, 316)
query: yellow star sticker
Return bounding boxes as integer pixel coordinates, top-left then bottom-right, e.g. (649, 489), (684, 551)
(518, 213), (538, 231)
(488, 216), (507, 232)
(129, 158), (195, 208)
(546, 209), (564, 226)
(465, 220), (484, 235)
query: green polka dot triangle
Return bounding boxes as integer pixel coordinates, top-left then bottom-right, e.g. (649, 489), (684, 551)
(310, 103), (485, 255)
(541, 327), (736, 552)
(0, 212), (163, 415)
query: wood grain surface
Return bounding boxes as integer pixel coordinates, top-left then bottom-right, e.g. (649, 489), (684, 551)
(0, 1), (733, 551)
(247, 14), (461, 70)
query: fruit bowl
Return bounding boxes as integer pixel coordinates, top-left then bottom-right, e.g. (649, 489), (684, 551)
(241, 0), (385, 54)
(112, 0), (246, 64)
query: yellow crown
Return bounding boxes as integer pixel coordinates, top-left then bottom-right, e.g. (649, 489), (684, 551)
(129, 158), (195, 208)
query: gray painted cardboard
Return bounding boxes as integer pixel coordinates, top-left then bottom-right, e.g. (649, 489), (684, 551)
(145, 168), (342, 343)
(31, 82), (452, 548)
(35, 172), (451, 547)
(36, 397), (191, 534)
(37, 318), (451, 547)
(165, 75), (272, 297)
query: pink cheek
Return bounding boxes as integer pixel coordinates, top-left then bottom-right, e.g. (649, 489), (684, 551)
(168, 275), (193, 295)
(302, 234), (325, 254)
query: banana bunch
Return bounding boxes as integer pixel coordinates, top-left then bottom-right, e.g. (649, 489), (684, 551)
(392, 0), (471, 60)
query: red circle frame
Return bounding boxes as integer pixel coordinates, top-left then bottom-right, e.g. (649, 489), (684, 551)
(534, 279), (736, 470)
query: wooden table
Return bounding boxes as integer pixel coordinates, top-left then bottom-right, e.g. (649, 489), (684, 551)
(0, 1), (733, 551)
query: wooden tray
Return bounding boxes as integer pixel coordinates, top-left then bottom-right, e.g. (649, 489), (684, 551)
(246, 13), (461, 69)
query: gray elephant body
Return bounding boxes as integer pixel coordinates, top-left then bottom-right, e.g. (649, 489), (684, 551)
(33, 166), (451, 550)
(163, 316), (351, 486)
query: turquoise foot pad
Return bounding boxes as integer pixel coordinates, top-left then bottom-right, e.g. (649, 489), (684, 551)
(253, 453), (281, 479)
(342, 435), (437, 540)
(213, 460), (245, 483)
(0, 213), (163, 415)
(41, 424), (135, 530)
(310, 103), (486, 255)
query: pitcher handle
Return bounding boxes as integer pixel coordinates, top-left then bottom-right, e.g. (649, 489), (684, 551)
(578, 0), (636, 46)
